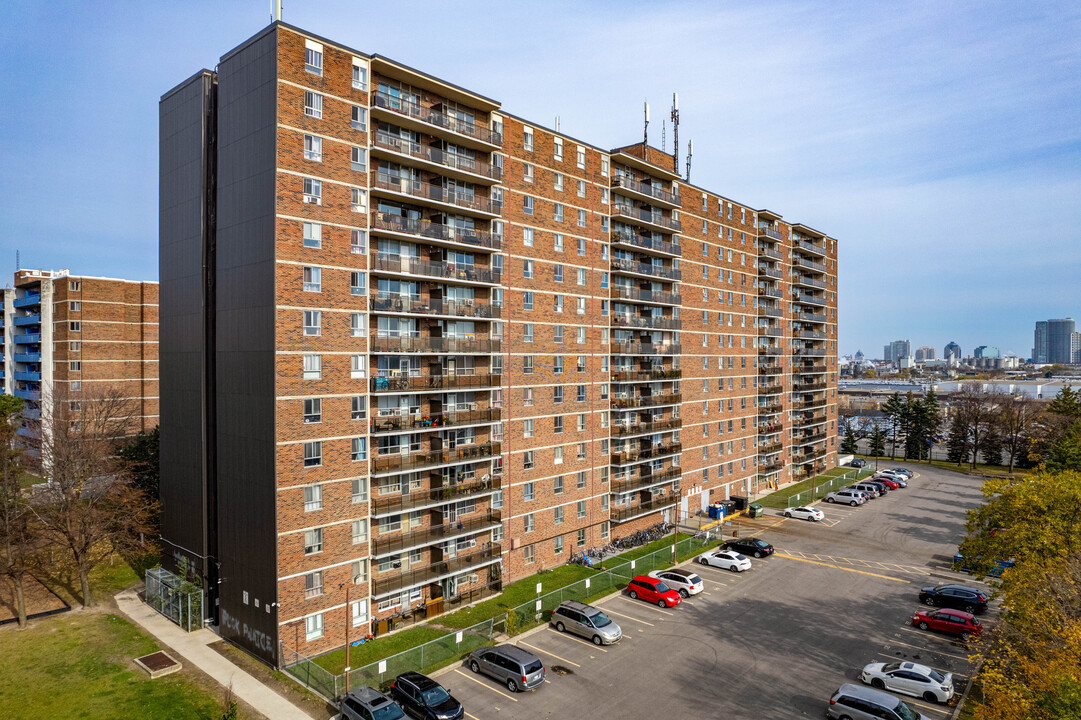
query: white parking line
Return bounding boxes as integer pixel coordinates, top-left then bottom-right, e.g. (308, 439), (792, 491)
(518, 640), (581, 668)
(545, 627), (608, 652)
(453, 668), (518, 702)
(597, 607), (656, 627)
(615, 595), (676, 615)
(885, 637), (971, 661)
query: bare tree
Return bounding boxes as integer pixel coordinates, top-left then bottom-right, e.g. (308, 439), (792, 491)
(0, 395), (41, 627)
(29, 386), (156, 608)
(998, 394), (1037, 474)
(951, 388), (1000, 469)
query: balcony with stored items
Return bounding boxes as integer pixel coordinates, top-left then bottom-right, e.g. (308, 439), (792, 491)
(794, 310), (827, 323)
(793, 275), (827, 290)
(370, 440), (501, 476)
(794, 413), (827, 427)
(759, 364), (783, 376)
(757, 264), (783, 280)
(371, 132), (502, 184)
(371, 334), (501, 354)
(793, 380), (827, 392)
(760, 287), (783, 299)
(757, 325), (783, 338)
(793, 347), (828, 357)
(610, 340), (682, 356)
(612, 286), (681, 306)
(757, 344), (783, 356)
(611, 255), (682, 281)
(758, 246), (783, 262)
(757, 304), (783, 318)
(371, 509), (502, 558)
(758, 441), (784, 456)
(370, 90), (503, 150)
(792, 397), (827, 411)
(611, 415), (682, 437)
(758, 400), (783, 415)
(795, 293), (826, 306)
(13, 314), (41, 327)
(372, 542), (502, 597)
(610, 174), (680, 209)
(610, 313), (681, 331)
(610, 441), (682, 466)
(371, 213), (502, 252)
(758, 459), (785, 474)
(610, 203), (682, 234)
(611, 492), (679, 524)
(370, 373), (501, 393)
(611, 391), (682, 410)
(611, 463), (682, 494)
(371, 293), (501, 320)
(370, 406), (501, 435)
(371, 253), (501, 286)
(372, 473), (502, 515)
(371, 175), (501, 219)
(759, 379), (784, 395)
(795, 256), (827, 273)
(610, 230), (682, 258)
(611, 365), (681, 383)
(794, 431), (828, 445)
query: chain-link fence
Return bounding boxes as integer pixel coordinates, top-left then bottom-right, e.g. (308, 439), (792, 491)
(145, 567), (203, 632)
(785, 468), (874, 507)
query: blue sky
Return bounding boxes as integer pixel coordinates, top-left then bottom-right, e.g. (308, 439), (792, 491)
(1, 0), (1078, 358)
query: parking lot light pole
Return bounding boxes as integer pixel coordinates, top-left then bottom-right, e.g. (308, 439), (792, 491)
(340, 573), (361, 695)
(672, 488), (683, 564)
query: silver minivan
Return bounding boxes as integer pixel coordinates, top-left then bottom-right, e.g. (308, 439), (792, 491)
(468, 644), (546, 692)
(827, 683), (925, 720)
(826, 489), (866, 506)
(550, 600), (623, 645)
(849, 482), (882, 498)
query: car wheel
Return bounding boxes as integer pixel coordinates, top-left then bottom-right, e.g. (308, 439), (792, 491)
(850, 501), (858, 507)
(754, 551), (763, 558)
(924, 597), (936, 606)
(469, 659), (480, 673)
(698, 557), (709, 565)
(507, 678), (518, 693)
(658, 599), (667, 608)
(784, 511), (792, 518)
(592, 635), (603, 646)
(964, 604), (975, 614)
(679, 589), (689, 598)
(728, 565), (738, 573)
(806, 515), (815, 521)
(918, 621), (929, 631)
(924, 691), (939, 702)
(961, 631), (971, 641)
(555, 622), (565, 633)
(628, 590), (638, 600)
(871, 678), (885, 689)
(826, 497), (835, 503)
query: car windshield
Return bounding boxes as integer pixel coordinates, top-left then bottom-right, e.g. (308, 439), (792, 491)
(895, 699), (920, 720)
(524, 660), (543, 674)
(373, 702), (406, 720)
(588, 611), (612, 628)
(654, 582), (671, 593)
(422, 686), (450, 705)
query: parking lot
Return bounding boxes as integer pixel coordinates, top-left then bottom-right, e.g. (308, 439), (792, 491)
(433, 464), (994, 719)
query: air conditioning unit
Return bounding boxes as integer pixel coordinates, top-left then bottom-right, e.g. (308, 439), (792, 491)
(467, 402), (478, 410)
(467, 574), (479, 584)
(303, 195), (321, 205)
(510, 537), (521, 550)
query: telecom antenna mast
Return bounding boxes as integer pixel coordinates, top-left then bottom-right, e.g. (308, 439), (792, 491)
(686, 139), (693, 182)
(643, 101), (650, 146)
(671, 93), (680, 173)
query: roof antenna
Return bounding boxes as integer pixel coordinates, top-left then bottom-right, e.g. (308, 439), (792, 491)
(273, 0), (282, 22)
(555, 116), (560, 132)
(671, 93), (680, 173)
(15, 249), (19, 272)
(643, 100), (650, 147)
(661, 119), (666, 153)
(685, 139), (693, 182)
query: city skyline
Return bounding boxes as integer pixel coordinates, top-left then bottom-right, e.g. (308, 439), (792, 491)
(1, 1), (1079, 355)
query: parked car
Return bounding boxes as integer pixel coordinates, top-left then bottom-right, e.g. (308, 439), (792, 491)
(859, 661), (954, 703)
(886, 467), (914, 478)
(919, 584), (989, 614)
(648, 568), (703, 598)
(390, 672), (464, 720)
(784, 506), (825, 522)
(876, 470), (909, 486)
(697, 549), (752, 573)
(626, 575), (682, 607)
(826, 489), (867, 506)
(827, 683), (927, 720)
(723, 537), (775, 558)
(872, 476), (901, 490)
(549, 600), (623, 645)
(851, 458), (867, 468)
(847, 483), (882, 498)
(953, 552), (1015, 578)
(341, 686), (406, 720)
(911, 608), (983, 641)
(467, 645), (546, 693)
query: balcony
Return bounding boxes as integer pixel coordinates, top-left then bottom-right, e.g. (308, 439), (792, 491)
(759, 382), (783, 395)
(14, 388), (39, 401)
(611, 392), (682, 410)
(793, 381), (827, 392)
(611, 368), (681, 382)
(797, 364), (827, 374)
(757, 266), (783, 280)
(372, 133), (501, 183)
(371, 253), (501, 286)
(13, 314), (41, 327)
(794, 347), (828, 357)
(371, 91), (502, 149)
(798, 330), (827, 340)
(759, 247), (783, 261)
(13, 371), (41, 382)
(611, 495), (679, 524)
(794, 276), (827, 290)
(760, 288), (782, 299)
(371, 441), (501, 476)
(22, 408), (40, 421)
(13, 353), (40, 363)
(759, 422), (784, 435)
(610, 231), (681, 258)
(372, 510), (502, 558)
(612, 465), (682, 493)
(794, 311), (827, 323)
(759, 461), (784, 473)
(757, 327), (782, 337)
(796, 293), (827, 306)
(611, 257), (682, 281)
(13, 334), (41, 345)
(371, 213), (502, 251)
(370, 373), (501, 393)
(13, 295), (40, 309)
(372, 542), (502, 597)
(610, 342), (682, 356)
(757, 305), (783, 318)
(611, 416), (682, 437)
(610, 204), (682, 233)
(758, 442), (783, 455)
(610, 315), (681, 331)
(757, 226), (783, 241)
(795, 256), (827, 273)
(370, 407), (501, 434)
(795, 431), (828, 445)
(371, 335), (501, 354)
(613, 287), (681, 306)
(371, 295), (501, 320)
(792, 398), (826, 411)
(795, 413), (827, 426)
(610, 175), (680, 208)
(796, 239), (826, 257)
(758, 402), (782, 415)
(372, 176), (501, 217)
(759, 365), (783, 376)
(372, 474), (502, 515)
(611, 442), (682, 465)
(757, 346), (783, 356)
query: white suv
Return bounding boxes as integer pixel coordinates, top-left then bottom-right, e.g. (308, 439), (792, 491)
(825, 489), (867, 506)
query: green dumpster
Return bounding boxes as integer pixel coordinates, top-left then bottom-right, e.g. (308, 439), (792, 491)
(748, 502), (764, 519)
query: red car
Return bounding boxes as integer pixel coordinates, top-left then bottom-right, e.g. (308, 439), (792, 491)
(912, 608), (982, 640)
(873, 476), (901, 490)
(626, 575), (682, 608)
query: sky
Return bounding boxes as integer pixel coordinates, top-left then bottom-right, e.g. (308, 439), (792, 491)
(1, 0), (1078, 359)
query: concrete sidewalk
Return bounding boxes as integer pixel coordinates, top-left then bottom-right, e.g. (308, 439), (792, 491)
(115, 589), (314, 720)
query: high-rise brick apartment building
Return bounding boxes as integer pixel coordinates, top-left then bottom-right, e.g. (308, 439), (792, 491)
(159, 22), (839, 666)
(1, 269), (158, 453)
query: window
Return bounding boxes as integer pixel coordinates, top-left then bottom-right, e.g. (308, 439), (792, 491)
(577, 209), (586, 227)
(303, 310), (321, 336)
(492, 489), (504, 509)
(601, 494), (609, 511)
(303, 91), (323, 118)
(576, 326), (586, 344)
(576, 297), (586, 315)
(554, 172), (564, 192)
(351, 105), (367, 131)
(303, 353), (321, 380)
(554, 295), (563, 313)
(577, 237), (586, 256)
(524, 513), (535, 532)
(70, 341), (81, 352)
(524, 260), (534, 279)
(352, 558), (369, 584)
(351, 146), (367, 172)
(554, 264), (564, 283)
(352, 519), (368, 544)
(524, 482), (535, 502)
(554, 137), (563, 160)
(304, 528), (323, 554)
(554, 386), (564, 403)
(69, 280), (80, 291)
(523, 163), (534, 182)
(523, 291), (533, 310)
(524, 451), (535, 469)
(524, 126), (534, 151)
(577, 355), (586, 372)
(305, 612), (324, 641)
(352, 437), (368, 461)
(576, 145), (586, 168)
(351, 313), (366, 337)
(524, 418), (534, 438)
(555, 506), (564, 525)
(304, 570), (323, 599)
(69, 361), (81, 371)
(601, 521), (610, 539)
(303, 441), (322, 468)
(352, 61), (368, 90)
(554, 475), (564, 494)
(577, 528), (587, 546)
(303, 222), (322, 248)
(554, 203), (564, 223)
(576, 385), (586, 402)
(554, 326), (564, 344)
(350, 271), (366, 296)
(554, 234), (564, 252)
(554, 446), (564, 464)
(352, 477), (368, 502)
(69, 321), (81, 332)
(554, 416), (564, 433)
(303, 177), (321, 204)
(351, 187), (366, 213)
(302, 266), (321, 292)
(524, 195), (534, 215)
(351, 354), (367, 378)
(304, 134), (322, 161)
(305, 41), (323, 75)
(523, 356), (534, 374)
(524, 543), (535, 564)
(577, 179), (586, 197)
(577, 471), (587, 489)
(303, 398), (322, 424)
(523, 323), (534, 343)
(523, 388), (534, 405)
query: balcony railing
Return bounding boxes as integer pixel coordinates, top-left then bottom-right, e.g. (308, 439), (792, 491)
(372, 176), (501, 215)
(758, 403), (782, 415)
(373, 475), (502, 515)
(796, 239), (826, 256)
(794, 311), (827, 323)
(610, 204), (682, 232)
(611, 417), (682, 436)
(611, 175), (679, 205)
(795, 414), (827, 426)
(794, 347), (828, 357)
(759, 247), (783, 261)
(371, 213), (502, 251)
(613, 286), (680, 306)
(371, 441), (501, 475)
(611, 257), (682, 281)
(611, 368), (681, 382)
(759, 365), (783, 375)
(796, 432), (828, 445)
(795, 256), (827, 273)
(760, 288), (782, 299)
(13, 353), (40, 363)
(757, 306), (783, 318)
(794, 276), (827, 289)
(13, 314), (41, 327)
(611, 495), (679, 524)
(370, 373), (501, 393)
(757, 267), (783, 280)
(759, 382), (784, 394)
(757, 327), (783, 337)
(759, 461), (785, 473)
(611, 442), (682, 465)
(612, 465), (682, 493)
(372, 542), (502, 597)
(757, 346), (783, 356)
(757, 226), (783, 241)
(13, 371), (41, 382)
(13, 334), (41, 345)
(798, 364), (828, 373)
(373, 133), (502, 181)
(610, 342), (682, 356)
(610, 231), (682, 257)
(758, 442), (783, 455)
(796, 293), (827, 306)
(371, 335), (501, 354)
(13, 388), (39, 401)
(370, 407), (501, 434)
(372, 253), (501, 285)
(371, 295), (501, 320)
(372, 510), (502, 558)
(372, 91), (503, 147)
(610, 315), (681, 331)
(13, 295), (40, 309)
(798, 330), (827, 339)
(759, 422), (784, 435)
(611, 392), (681, 410)
(794, 381), (827, 392)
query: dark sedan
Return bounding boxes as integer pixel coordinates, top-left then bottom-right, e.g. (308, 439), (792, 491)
(391, 671), (464, 720)
(724, 537), (774, 558)
(918, 584), (988, 614)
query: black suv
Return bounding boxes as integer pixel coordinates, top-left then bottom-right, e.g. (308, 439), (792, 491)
(723, 537), (774, 558)
(390, 671), (464, 720)
(919, 584), (988, 614)
(340, 686), (405, 720)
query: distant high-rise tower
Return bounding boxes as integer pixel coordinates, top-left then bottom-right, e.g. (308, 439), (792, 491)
(883, 344), (892, 362)
(914, 346), (935, 362)
(887, 339), (910, 365)
(944, 341), (962, 361)
(974, 345), (1001, 359)
(1071, 332), (1081, 364)
(1048, 319), (1076, 364)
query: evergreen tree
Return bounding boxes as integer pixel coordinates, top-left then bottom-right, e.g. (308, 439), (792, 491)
(882, 393), (907, 459)
(1046, 422), (1081, 473)
(982, 429), (1003, 466)
(922, 388), (943, 460)
(946, 416), (969, 465)
(869, 424), (886, 459)
(1048, 386), (1081, 418)
(840, 419), (859, 454)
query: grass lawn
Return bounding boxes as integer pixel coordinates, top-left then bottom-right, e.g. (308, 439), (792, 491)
(757, 467), (870, 509)
(439, 564), (595, 629)
(311, 625), (448, 674)
(854, 454), (1034, 478)
(0, 612), (226, 720)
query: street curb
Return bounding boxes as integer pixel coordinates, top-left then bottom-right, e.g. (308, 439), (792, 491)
(951, 657), (984, 719)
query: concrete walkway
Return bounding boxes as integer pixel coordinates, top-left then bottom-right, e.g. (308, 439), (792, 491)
(115, 589), (314, 720)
